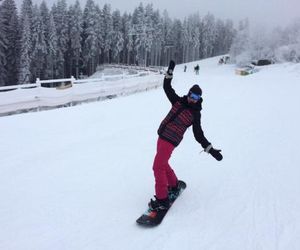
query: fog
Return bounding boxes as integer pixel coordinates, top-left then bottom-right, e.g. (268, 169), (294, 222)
(12, 0), (300, 29)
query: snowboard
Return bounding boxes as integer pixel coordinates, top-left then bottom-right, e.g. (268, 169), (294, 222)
(136, 180), (186, 227)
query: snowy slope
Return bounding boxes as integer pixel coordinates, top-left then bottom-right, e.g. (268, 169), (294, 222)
(0, 57), (300, 250)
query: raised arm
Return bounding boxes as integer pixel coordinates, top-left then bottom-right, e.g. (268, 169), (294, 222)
(163, 60), (180, 105)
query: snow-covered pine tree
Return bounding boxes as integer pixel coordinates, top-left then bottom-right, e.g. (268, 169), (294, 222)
(31, 4), (47, 80)
(283, 20), (300, 62)
(248, 27), (273, 62)
(213, 18), (235, 57)
(202, 13), (217, 59)
(82, 0), (97, 75)
(18, 0), (33, 84)
(121, 12), (131, 64)
(0, 0), (7, 86)
(39, 1), (51, 79)
(144, 4), (155, 66)
(229, 18), (250, 65)
(46, 12), (59, 79)
(68, 0), (83, 78)
(172, 19), (183, 64)
(132, 3), (146, 65)
(20, 0), (33, 29)
(181, 18), (189, 63)
(190, 14), (200, 61)
(162, 10), (173, 65)
(127, 18), (135, 65)
(223, 20), (235, 56)
(18, 15), (31, 84)
(95, 4), (104, 65)
(0, 0), (20, 86)
(214, 19), (226, 56)
(150, 10), (163, 66)
(102, 4), (113, 63)
(52, 0), (68, 77)
(0, 1), (6, 86)
(40, 1), (49, 35)
(112, 9), (124, 64)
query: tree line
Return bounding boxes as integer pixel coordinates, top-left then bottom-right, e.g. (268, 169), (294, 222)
(0, 0), (236, 86)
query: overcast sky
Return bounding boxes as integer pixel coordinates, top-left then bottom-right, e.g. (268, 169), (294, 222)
(14, 0), (300, 29)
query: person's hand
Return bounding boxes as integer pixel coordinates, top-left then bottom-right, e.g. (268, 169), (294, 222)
(209, 148), (223, 161)
(166, 60), (175, 75)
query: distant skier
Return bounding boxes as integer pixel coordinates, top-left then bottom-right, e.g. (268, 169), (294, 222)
(149, 60), (223, 211)
(184, 65), (187, 72)
(194, 64), (200, 74)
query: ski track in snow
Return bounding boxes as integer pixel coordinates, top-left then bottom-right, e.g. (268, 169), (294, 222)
(0, 57), (300, 250)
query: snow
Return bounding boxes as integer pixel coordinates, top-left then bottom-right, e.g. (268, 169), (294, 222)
(1, 57), (300, 250)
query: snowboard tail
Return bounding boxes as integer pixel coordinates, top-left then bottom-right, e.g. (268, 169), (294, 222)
(136, 180), (186, 227)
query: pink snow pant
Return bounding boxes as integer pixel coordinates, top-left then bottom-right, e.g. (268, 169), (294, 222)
(152, 138), (178, 199)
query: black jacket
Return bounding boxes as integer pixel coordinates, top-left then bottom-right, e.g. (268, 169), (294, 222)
(158, 77), (211, 148)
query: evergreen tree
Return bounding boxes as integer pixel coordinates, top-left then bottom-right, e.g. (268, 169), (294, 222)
(182, 17), (192, 62)
(248, 27), (273, 62)
(40, 1), (50, 35)
(223, 20), (235, 55)
(202, 13), (217, 58)
(1, 0), (19, 85)
(0, 0), (8, 86)
(82, 0), (97, 75)
(172, 19), (183, 64)
(112, 9), (124, 63)
(121, 12), (131, 64)
(102, 4), (113, 63)
(214, 19), (226, 56)
(18, 0), (33, 83)
(127, 16), (135, 65)
(152, 10), (163, 65)
(229, 18), (250, 65)
(144, 4), (154, 66)
(162, 10), (173, 65)
(132, 3), (146, 65)
(190, 14), (200, 61)
(47, 12), (59, 78)
(69, 0), (83, 78)
(40, 1), (54, 79)
(95, 5), (104, 65)
(18, 15), (31, 84)
(52, 0), (68, 77)
(1, 0), (243, 83)
(31, 4), (47, 79)
(20, 0), (33, 28)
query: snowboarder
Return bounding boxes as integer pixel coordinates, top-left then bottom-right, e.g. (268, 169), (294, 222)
(149, 60), (223, 212)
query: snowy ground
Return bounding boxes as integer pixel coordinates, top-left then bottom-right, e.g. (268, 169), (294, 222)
(0, 57), (300, 250)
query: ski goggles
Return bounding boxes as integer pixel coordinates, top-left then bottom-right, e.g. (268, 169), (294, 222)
(188, 92), (201, 101)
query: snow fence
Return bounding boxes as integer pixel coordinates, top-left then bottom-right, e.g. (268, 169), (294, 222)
(0, 72), (162, 116)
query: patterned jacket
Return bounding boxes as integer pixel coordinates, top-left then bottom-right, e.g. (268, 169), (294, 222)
(158, 77), (211, 148)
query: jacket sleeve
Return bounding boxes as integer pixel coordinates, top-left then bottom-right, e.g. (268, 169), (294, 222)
(192, 111), (211, 149)
(163, 76), (180, 105)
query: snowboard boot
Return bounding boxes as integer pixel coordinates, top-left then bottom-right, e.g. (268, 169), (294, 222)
(148, 196), (170, 211)
(168, 180), (186, 202)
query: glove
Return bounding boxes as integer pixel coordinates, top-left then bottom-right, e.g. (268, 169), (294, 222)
(209, 148), (223, 161)
(205, 145), (223, 161)
(166, 60), (175, 76)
